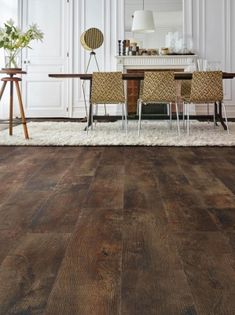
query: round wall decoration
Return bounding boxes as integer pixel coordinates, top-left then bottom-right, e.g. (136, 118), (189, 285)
(80, 28), (104, 51)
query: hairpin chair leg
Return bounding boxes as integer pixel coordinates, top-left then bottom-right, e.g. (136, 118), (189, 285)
(175, 102), (180, 136)
(138, 101), (142, 136)
(222, 102), (229, 134)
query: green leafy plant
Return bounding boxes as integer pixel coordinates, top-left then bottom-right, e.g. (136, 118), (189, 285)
(0, 19), (44, 68)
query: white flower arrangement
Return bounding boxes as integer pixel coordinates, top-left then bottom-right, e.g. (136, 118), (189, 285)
(0, 19), (44, 68)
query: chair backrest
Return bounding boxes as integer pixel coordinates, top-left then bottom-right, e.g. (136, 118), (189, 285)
(91, 71), (125, 104)
(141, 71), (177, 103)
(190, 71), (223, 103)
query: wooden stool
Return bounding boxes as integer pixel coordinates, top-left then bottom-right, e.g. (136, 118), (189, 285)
(0, 69), (29, 139)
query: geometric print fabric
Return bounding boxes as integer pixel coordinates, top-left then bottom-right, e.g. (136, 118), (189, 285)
(91, 72), (125, 104)
(141, 71), (177, 103)
(190, 71), (223, 103)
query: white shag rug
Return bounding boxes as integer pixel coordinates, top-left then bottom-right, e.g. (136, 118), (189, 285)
(0, 120), (234, 146)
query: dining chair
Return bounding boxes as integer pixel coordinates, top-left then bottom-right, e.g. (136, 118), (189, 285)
(138, 71), (180, 136)
(90, 72), (127, 134)
(184, 71), (229, 135)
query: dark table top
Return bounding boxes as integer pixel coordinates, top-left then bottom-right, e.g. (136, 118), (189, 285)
(49, 72), (235, 80)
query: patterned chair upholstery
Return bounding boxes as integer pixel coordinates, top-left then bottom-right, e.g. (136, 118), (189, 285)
(138, 71), (180, 135)
(190, 71), (223, 103)
(90, 72), (127, 133)
(184, 71), (229, 134)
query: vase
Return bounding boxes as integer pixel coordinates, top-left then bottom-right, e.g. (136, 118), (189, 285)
(3, 50), (21, 70)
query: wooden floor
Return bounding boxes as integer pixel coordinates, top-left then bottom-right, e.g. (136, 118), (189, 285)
(0, 146), (235, 315)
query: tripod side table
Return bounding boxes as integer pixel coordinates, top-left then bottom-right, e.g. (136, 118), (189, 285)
(0, 69), (29, 139)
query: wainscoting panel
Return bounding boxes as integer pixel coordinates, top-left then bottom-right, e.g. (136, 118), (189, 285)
(193, 0), (235, 116)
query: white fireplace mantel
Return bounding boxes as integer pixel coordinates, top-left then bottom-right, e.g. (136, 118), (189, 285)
(116, 55), (198, 71)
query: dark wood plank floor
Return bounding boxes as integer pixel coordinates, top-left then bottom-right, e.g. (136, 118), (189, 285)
(0, 146), (235, 315)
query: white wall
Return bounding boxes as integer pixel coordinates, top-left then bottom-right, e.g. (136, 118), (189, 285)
(191, 0), (235, 116)
(0, 0), (18, 118)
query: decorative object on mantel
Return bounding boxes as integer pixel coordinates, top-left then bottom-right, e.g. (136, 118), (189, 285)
(132, 0), (155, 33)
(0, 121), (234, 147)
(118, 40), (122, 56)
(0, 19), (43, 69)
(118, 39), (140, 56)
(160, 48), (169, 55)
(165, 31), (194, 54)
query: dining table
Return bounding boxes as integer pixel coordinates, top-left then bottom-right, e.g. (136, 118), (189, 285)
(49, 72), (235, 130)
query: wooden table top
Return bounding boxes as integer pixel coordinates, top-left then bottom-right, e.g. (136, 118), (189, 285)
(0, 69), (27, 75)
(49, 72), (235, 80)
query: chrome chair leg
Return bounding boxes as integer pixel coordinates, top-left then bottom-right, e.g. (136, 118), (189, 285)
(207, 103), (210, 123)
(86, 103), (90, 134)
(213, 103), (216, 128)
(167, 103), (170, 127)
(91, 103), (94, 130)
(187, 103), (190, 135)
(95, 104), (98, 127)
(124, 102), (128, 135)
(136, 99), (139, 116)
(222, 102), (230, 134)
(175, 102), (180, 136)
(104, 104), (107, 116)
(183, 102), (186, 131)
(138, 101), (142, 136)
(169, 102), (172, 129)
(121, 102), (124, 130)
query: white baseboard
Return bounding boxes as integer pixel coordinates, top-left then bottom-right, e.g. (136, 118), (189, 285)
(195, 104), (235, 118)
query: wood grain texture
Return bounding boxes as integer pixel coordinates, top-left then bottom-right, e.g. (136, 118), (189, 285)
(174, 232), (235, 315)
(0, 146), (234, 314)
(29, 183), (88, 233)
(0, 233), (70, 315)
(121, 208), (197, 315)
(84, 162), (124, 209)
(44, 208), (123, 315)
